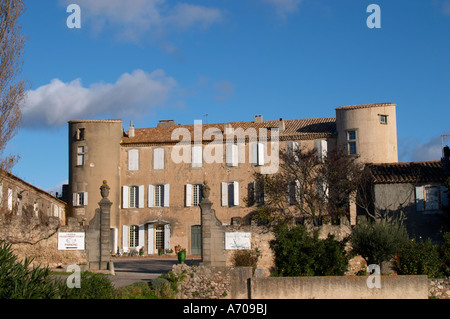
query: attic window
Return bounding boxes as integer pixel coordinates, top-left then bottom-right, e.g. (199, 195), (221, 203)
(380, 115), (388, 125)
(76, 128), (85, 140)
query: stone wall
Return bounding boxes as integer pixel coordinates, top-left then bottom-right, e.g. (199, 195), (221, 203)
(429, 278), (450, 299)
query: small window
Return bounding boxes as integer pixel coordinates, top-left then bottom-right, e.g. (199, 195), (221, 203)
(77, 146), (85, 166)
(155, 226), (165, 251)
(73, 192), (88, 206)
(128, 149), (139, 171)
(155, 185), (165, 207)
(347, 130), (357, 155)
(153, 148), (165, 170)
(76, 128), (85, 141)
(221, 181), (239, 207)
(380, 115), (388, 125)
(129, 225), (139, 248)
(193, 184), (203, 206)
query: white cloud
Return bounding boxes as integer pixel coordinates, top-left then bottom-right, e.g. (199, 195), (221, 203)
(213, 80), (236, 103)
(263, 0), (303, 18)
(399, 135), (448, 162)
(60, 0), (223, 43)
(21, 69), (177, 128)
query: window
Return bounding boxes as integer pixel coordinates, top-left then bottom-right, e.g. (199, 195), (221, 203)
(129, 225), (139, 248)
(72, 192), (88, 207)
(286, 141), (300, 159)
(251, 143), (265, 166)
(7, 188), (12, 211)
(153, 148), (164, 170)
(186, 184), (203, 206)
(192, 145), (202, 168)
(415, 186), (448, 212)
(148, 184), (170, 207)
(122, 185), (144, 209)
(221, 181), (239, 207)
(128, 149), (139, 171)
(155, 226), (165, 251)
(77, 146), (85, 166)
(315, 140), (328, 162)
(76, 128), (85, 141)
(347, 130), (357, 155)
(380, 115), (388, 124)
(226, 144), (239, 167)
(129, 186), (139, 208)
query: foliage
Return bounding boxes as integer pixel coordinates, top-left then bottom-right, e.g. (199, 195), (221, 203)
(115, 282), (158, 299)
(439, 232), (450, 277)
(394, 238), (443, 278)
(0, 240), (61, 299)
(231, 249), (260, 271)
(60, 272), (117, 299)
(349, 220), (409, 265)
(253, 147), (365, 225)
(270, 224), (348, 277)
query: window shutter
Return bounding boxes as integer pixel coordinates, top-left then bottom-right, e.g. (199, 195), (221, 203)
(138, 185), (145, 208)
(257, 143), (265, 166)
(186, 184), (193, 207)
(122, 186), (129, 209)
(164, 224), (170, 251)
(315, 140), (328, 162)
(147, 224), (154, 254)
(154, 148), (164, 170)
(138, 224), (145, 248)
(72, 193), (77, 206)
(148, 185), (154, 207)
(287, 141), (300, 160)
(415, 186), (424, 212)
(221, 182), (228, 206)
(226, 144), (239, 167)
(441, 186), (449, 208)
(192, 145), (202, 167)
(122, 225), (129, 253)
(164, 184), (170, 207)
(128, 149), (139, 171)
(83, 192), (88, 205)
(233, 181), (240, 206)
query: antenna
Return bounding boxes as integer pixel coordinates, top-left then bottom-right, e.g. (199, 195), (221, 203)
(204, 113), (209, 125)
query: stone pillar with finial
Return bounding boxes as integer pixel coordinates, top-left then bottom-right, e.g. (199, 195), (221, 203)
(199, 181), (226, 267)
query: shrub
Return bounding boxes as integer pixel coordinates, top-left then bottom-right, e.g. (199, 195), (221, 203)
(232, 249), (260, 271)
(349, 220), (409, 265)
(0, 240), (61, 299)
(270, 224), (348, 276)
(395, 238), (443, 278)
(116, 282), (158, 299)
(61, 272), (117, 299)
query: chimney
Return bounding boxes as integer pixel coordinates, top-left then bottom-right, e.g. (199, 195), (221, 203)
(279, 118), (285, 132)
(254, 114), (263, 123)
(224, 123), (233, 135)
(128, 121), (135, 138)
(157, 120), (177, 128)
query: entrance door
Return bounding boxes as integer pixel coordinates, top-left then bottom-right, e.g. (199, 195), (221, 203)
(191, 225), (202, 255)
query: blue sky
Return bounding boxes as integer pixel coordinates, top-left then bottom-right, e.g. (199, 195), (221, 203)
(5, 0), (450, 194)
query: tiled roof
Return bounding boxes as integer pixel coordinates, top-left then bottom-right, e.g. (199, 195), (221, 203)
(121, 117), (337, 145)
(368, 161), (446, 184)
(335, 103), (396, 111)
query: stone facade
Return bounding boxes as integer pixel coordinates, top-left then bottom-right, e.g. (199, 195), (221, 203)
(67, 103), (399, 256)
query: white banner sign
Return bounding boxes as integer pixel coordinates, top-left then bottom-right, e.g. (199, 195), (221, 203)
(225, 232), (251, 250)
(58, 232), (85, 250)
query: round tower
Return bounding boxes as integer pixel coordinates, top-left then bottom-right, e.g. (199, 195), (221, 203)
(68, 119), (123, 230)
(335, 103), (398, 163)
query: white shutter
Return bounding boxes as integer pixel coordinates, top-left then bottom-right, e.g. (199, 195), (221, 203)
(287, 141), (299, 158)
(221, 182), (228, 206)
(226, 144), (239, 167)
(122, 225), (129, 253)
(315, 140), (328, 162)
(164, 224), (170, 251)
(147, 224), (154, 254)
(154, 148), (164, 170)
(128, 149), (139, 171)
(233, 181), (240, 206)
(72, 193), (77, 206)
(138, 185), (145, 208)
(148, 185), (154, 207)
(440, 186), (448, 208)
(257, 143), (265, 166)
(186, 184), (193, 207)
(138, 224), (145, 248)
(83, 192), (88, 205)
(192, 145), (202, 167)
(122, 186), (129, 209)
(164, 184), (170, 207)
(415, 186), (424, 212)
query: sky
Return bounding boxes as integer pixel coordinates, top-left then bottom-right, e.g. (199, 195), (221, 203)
(4, 0), (450, 194)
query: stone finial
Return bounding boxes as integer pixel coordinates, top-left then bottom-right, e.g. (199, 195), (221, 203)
(202, 181), (211, 200)
(100, 180), (110, 199)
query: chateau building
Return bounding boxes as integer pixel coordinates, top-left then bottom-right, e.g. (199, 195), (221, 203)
(68, 102), (399, 255)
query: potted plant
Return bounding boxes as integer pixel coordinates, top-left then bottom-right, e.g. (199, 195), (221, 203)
(139, 247), (144, 256)
(175, 245), (186, 264)
(158, 247), (164, 256)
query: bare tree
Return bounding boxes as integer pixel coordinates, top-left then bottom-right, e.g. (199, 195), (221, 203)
(0, 0), (27, 173)
(252, 146), (365, 226)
